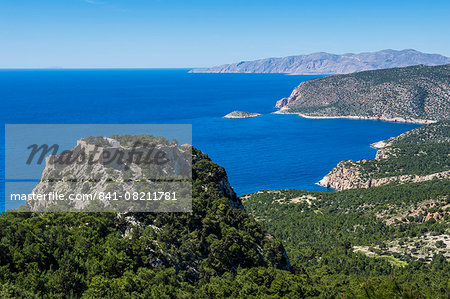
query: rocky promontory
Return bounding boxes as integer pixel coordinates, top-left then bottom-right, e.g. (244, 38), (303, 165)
(223, 111), (261, 119)
(318, 160), (450, 190)
(276, 64), (450, 123)
(318, 120), (450, 190)
(26, 135), (193, 212)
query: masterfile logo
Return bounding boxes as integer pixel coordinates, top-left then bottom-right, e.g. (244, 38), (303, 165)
(4, 124), (192, 213)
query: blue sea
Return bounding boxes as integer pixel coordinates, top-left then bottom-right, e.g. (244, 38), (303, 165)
(0, 69), (420, 211)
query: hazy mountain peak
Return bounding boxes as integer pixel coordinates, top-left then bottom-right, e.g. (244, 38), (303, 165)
(190, 49), (450, 75)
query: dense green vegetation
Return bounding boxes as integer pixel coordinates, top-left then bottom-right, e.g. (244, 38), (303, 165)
(243, 180), (450, 297)
(359, 143), (450, 178)
(388, 120), (450, 144)
(1, 148), (316, 298)
(2, 129), (449, 297)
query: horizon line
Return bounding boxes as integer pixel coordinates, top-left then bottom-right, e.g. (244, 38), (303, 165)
(0, 67), (196, 70)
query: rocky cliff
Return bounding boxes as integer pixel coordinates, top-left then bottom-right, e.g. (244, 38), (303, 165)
(190, 49), (450, 75)
(319, 161), (450, 190)
(318, 121), (450, 190)
(276, 64), (450, 123)
(27, 136), (193, 212)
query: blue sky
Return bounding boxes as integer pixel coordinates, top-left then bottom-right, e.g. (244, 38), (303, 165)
(1, 0), (449, 68)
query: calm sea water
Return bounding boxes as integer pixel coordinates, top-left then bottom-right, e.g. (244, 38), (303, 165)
(0, 69), (420, 210)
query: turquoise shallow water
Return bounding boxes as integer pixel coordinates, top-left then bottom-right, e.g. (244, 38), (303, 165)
(0, 69), (420, 210)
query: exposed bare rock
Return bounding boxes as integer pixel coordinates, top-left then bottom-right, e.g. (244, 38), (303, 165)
(319, 163), (450, 190)
(27, 136), (192, 212)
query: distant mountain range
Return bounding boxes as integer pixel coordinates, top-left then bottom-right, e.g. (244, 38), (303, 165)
(189, 49), (450, 75)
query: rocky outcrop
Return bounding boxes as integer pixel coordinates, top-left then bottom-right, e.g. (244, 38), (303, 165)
(276, 64), (450, 122)
(223, 111), (261, 119)
(27, 136), (193, 212)
(319, 162), (450, 190)
(190, 49), (450, 75)
(318, 161), (365, 190)
(275, 98), (295, 109)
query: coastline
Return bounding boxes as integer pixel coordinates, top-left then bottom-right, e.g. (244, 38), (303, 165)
(273, 108), (436, 125)
(370, 140), (389, 149)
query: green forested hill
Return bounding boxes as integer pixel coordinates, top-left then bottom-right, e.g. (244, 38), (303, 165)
(276, 64), (450, 122)
(387, 119), (450, 144)
(0, 147), (318, 298)
(2, 133), (449, 298)
(243, 180), (450, 297)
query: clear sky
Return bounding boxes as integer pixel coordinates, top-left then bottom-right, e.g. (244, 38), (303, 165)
(1, 0), (449, 68)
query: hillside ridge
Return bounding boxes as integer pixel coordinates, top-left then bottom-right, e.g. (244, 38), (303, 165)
(276, 64), (450, 123)
(190, 49), (450, 75)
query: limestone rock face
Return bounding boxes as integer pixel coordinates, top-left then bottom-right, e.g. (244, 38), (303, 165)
(275, 98), (292, 109)
(27, 136), (193, 212)
(319, 161), (450, 191)
(318, 161), (370, 190)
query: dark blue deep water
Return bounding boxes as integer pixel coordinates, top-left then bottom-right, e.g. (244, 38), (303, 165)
(0, 69), (420, 210)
